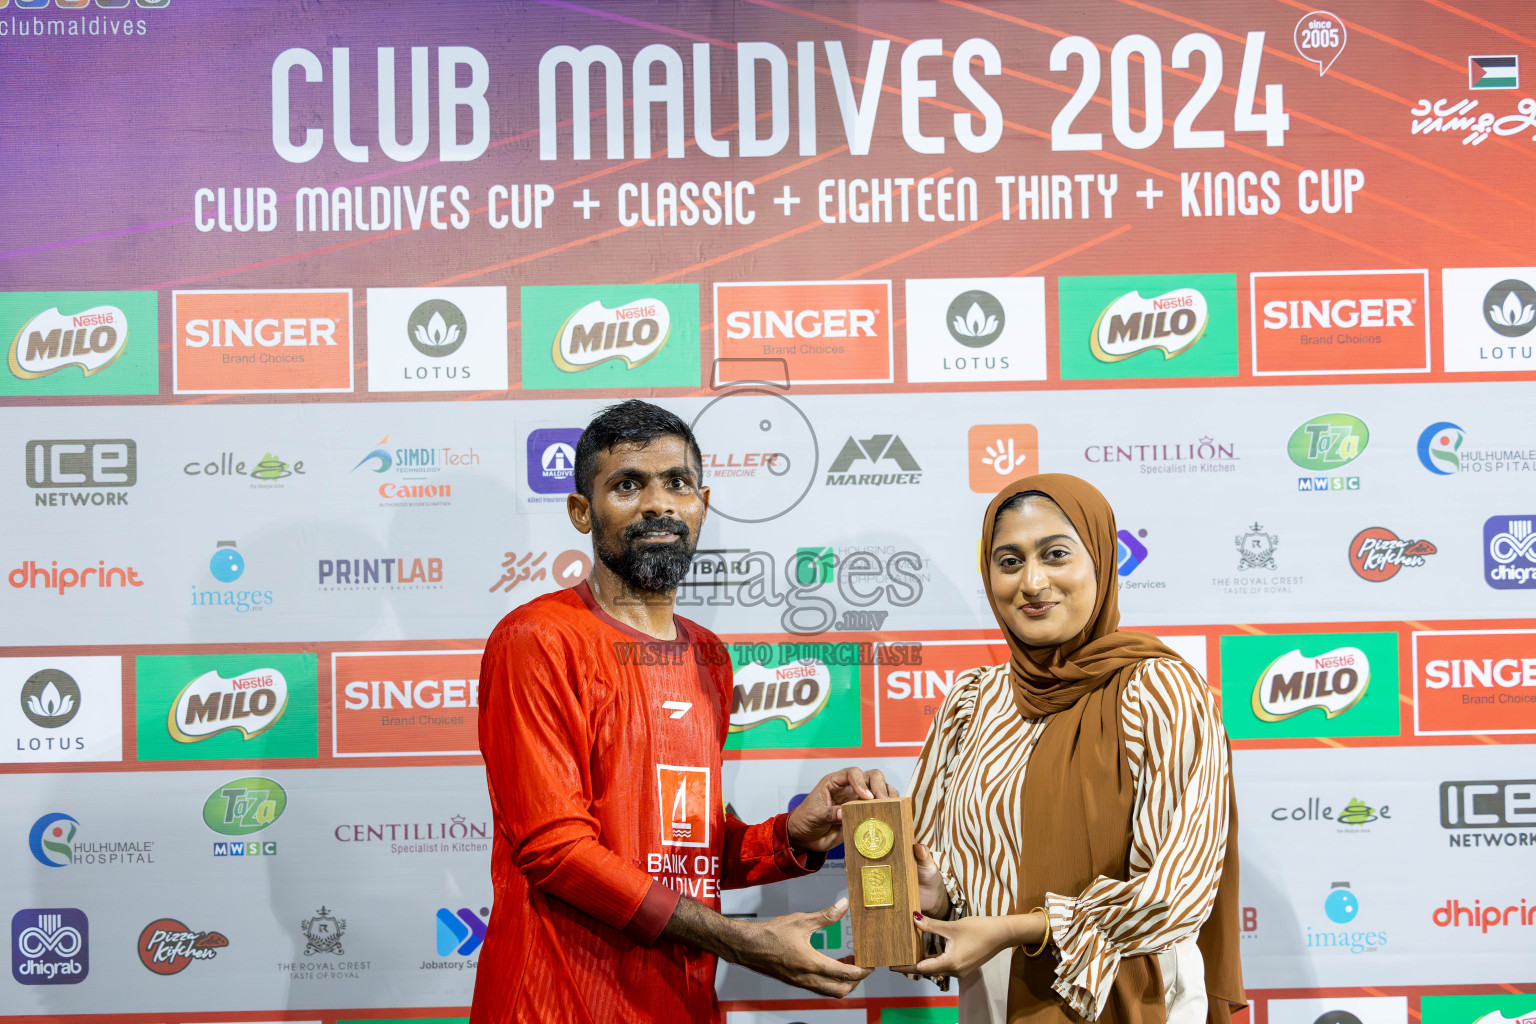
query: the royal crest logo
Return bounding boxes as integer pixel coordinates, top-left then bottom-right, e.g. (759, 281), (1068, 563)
(1236, 522), (1280, 571)
(1349, 527), (1436, 581)
(8, 305), (129, 379)
(730, 659), (831, 731)
(301, 907), (345, 956)
(168, 668), (289, 743)
(554, 298), (671, 371)
(1253, 647), (1370, 721)
(137, 918), (227, 975)
(1091, 289), (1208, 362)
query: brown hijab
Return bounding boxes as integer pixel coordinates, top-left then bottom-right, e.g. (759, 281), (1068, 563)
(978, 475), (1244, 1024)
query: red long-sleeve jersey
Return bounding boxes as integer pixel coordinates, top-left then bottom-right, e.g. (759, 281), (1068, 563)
(471, 582), (822, 1023)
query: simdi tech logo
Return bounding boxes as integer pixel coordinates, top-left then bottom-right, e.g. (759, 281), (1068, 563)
(2, 657), (123, 765)
(520, 284), (700, 390)
(1250, 270), (1430, 375)
(1219, 632), (1400, 739)
(1441, 268), (1536, 372)
(11, 908), (88, 986)
(1, 291), (157, 397)
(365, 286), (508, 393)
(723, 640), (861, 751)
(714, 280), (894, 385)
(1412, 629), (1536, 736)
(135, 653), (318, 762)
(172, 289), (353, 394)
(1057, 273), (1238, 381)
(904, 278), (1047, 383)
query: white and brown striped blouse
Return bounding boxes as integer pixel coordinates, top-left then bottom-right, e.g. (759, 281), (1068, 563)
(909, 658), (1232, 1024)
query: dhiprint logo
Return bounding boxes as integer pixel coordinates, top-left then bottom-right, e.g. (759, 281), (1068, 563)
(435, 907), (487, 957)
(172, 289), (353, 394)
(28, 813), (78, 866)
(1250, 270), (1430, 375)
(715, 280), (893, 385)
(905, 278), (1047, 383)
(1469, 55), (1519, 90)
(1418, 422), (1466, 474)
(137, 918), (227, 975)
(25, 439), (136, 508)
(522, 284), (700, 390)
(1412, 630), (1536, 736)
(3, 657), (123, 764)
(1348, 528), (1436, 581)
(2, 291), (158, 397)
(1220, 632), (1399, 739)
(657, 764), (710, 848)
(1432, 897), (1535, 932)
(366, 286), (508, 393)
(1058, 273), (1238, 381)
(1485, 515), (1536, 589)
(1253, 647), (1370, 721)
(202, 778), (287, 836)
(135, 653), (318, 762)
(825, 434), (921, 486)
(967, 425), (1038, 492)
(1441, 269), (1536, 372)
(19, 668), (81, 728)
(527, 428), (582, 494)
(12, 909), (88, 985)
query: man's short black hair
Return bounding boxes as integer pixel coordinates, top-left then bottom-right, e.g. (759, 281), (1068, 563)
(575, 399), (704, 501)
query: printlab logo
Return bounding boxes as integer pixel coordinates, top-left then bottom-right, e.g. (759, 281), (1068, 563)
(1289, 413), (1368, 491)
(25, 439), (136, 508)
(1485, 516), (1536, 589)
(435, 907), (487, 957)
(1349, 528), (1436, 581)
(1057, 274), (1238, 381)
(521, 284), (700, 390)
(904, 278), (1047, 383)
(1441, 269), (1536, 372)
(20, 669), (81, 728)
(191, 540), (275, 614)
(526, 428), (582, 494)
(301, 907), (345, 956)
(1440, 780), (1536, 848)
(138, 918), (227, 975)
(1236, 523), (1280, 571)
(12, 909), (88, 986)
(967, 424), (1038, 492)
(490, 550), (590, 594)
(2, 291), (158, 397)
(1470, 55), (1519, 90)
(825, 434), (921, 486)
(366, 287), (508, 393)
(318, 556), (444, 590)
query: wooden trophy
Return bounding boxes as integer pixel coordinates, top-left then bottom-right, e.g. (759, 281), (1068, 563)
(842, 797), (924, 968)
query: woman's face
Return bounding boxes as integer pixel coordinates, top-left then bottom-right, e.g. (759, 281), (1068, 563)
(988, 497), (1099, 648)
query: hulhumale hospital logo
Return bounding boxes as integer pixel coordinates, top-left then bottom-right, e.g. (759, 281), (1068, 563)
(1419, 422), (1466, 474)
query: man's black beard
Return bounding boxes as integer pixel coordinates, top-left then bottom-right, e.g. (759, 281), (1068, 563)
(594, 515), (696, 594)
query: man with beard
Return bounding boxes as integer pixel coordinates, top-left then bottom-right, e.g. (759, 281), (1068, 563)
(473, 400), (889, 1024)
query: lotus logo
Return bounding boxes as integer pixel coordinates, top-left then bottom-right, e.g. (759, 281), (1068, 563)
(19, 670), (81, 728)
(406, 299), (467, 358)
(553, 298), (671, 371)
(1252, 647), (1370, 721)
(1483, 279), (1536, 338)
(1091, 288), (1208, 361)
(8, 305), (128, 379)
(945, 290), (1005, 348)
(1417, 421), (1465, 475)
(730, 660), (831, 731)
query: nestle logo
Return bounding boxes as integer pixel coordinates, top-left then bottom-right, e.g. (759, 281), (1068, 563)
(1152, 295), (1194, 311)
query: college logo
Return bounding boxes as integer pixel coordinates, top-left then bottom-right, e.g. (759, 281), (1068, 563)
(714, 281), (893, 385)
(12, 909), (88, 985)
(903, 278), (1047, 383)
(1288, 413), (1368, 491)
(435, 907), (487, 957)
(725, 641), (861, 750)
(332, 651), (482, 756)
(25, 439), (136, 508)
(1349, 528), (1436, 581)
(873, 639), (1007, 747)
(1485, 516), (1536, 589)
(967, 425), (1037, 492)
(3, 657), (123, 764)
(1470, 54), (1519, 90)
(521, 284), (699, 389)
(1250, 270), (1429, 374)
(657, 765), (711, 848)
(1441, 269), (1536, 372)
(527, 428), (582, 494)
(1413, 630), (1536, 735)
(1221, 632), (1399, 739)
(825, 434), (921, 486)
(2, 291), (157, 397)
(1269, 796), (1390, 829)
(172, 289), (352, 394)
(184, 450), (306, 485)
(203, 777), (286, 836)
(1057, 274), (1238, 380)
(135, 653), (318, 761)
(138, 918), (227, 974)
(365, 286), (508, 392)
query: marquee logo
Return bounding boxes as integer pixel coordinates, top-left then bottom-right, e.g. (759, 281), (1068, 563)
(332, 650), (482, 756)
(203, 777), (287, 836)
(172, 289), (352, 394)
(1058, 273), (1237, 381)
(729, 659), (831, 731)
(138, 918), (226, 975)
(1253, 647), (1370, 721)
(1092, 288), (1208, 361)
(12, 909), (88, 986)
(1413, 630), (1536, 735)
(1221, 632), (1399, 739)
(9, 305), (126, 378)
(715, 280), (893, 385)
(168, 668), (289, 743)
(1251, 270), (1430, 374)
(1349, 527), (1436, 581)
(522, 284), (699, 390)
(825, 434), (921, 486)
(1485, 515), (1536, 589)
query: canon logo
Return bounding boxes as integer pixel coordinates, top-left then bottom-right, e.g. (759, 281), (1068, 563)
(1261, 298), (1414, 330)
(723, 308), (877, 340)
(343, 678), (478, 710)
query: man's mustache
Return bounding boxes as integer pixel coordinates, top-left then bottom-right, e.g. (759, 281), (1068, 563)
(622, 517), (691, 544)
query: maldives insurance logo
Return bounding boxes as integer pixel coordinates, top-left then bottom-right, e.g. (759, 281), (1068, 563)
(2, 291), (158, 397)
(135, 653), (318, 762)
(1220, 632), (1400, 739)
(521, 284), (699, 390)
(1057, 273), (1238, 380)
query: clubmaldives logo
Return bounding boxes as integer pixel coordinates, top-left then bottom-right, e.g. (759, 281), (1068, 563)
(1485, 516), (1536, 589)
(12, 909), (88, 985)
(1348, 527), (1436, 581)
(172, 289), (353, 394)
(715, 281), (893, 385)
(1250, 270), (1430, 375)
(138, 918), (227, 974)
(1432, 898), (1534, 932)
(1412, 630), (1536, 736)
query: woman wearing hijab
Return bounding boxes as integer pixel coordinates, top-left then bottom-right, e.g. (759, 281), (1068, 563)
(903, 474), (1243, 1024)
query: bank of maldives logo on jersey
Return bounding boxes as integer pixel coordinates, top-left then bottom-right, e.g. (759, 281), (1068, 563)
(1442, 269), (1536, 372)
(365, 287), (508, 393)
(714, 281), (893, 385)
(12, 909), (88, 986)
(1250, 270), (1430, 375)
(134, 653), (318, 762)
(520, 284), (700, 390)
(1057, 273), (1238, 381)
(1219, 632), (1400, 739)
(658, 765), (710, 848)
(172, 289), (352, 394)
(904, 278), (1047, 383)
(2, 291), (158, 398)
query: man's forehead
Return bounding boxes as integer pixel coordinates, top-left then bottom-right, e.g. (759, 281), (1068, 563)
(599, 436), (694, 471)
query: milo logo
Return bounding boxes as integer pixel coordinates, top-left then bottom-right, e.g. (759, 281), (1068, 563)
(9, 306), (128, 379)
(1252, 647), (1369, 721)
(730, 659), (831, 731)
(202, 778), (286, 836)
(553, 298), (671, 371)
(1091, 288), (1208, 361)
(168, 668), (289, 743)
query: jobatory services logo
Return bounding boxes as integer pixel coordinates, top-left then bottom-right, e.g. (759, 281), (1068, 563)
(1439, 779), (1535, 849)
(25, 438), (136, 508)
(714, 280), (893, 385)
(190, 540), (274, 614)
(183, 450), (306, 487)
(1220, 632), (1399, 739)
(1469, 54), (1519, 90)
(12, 909), (88, 986)
(1416, 422), (1535, 476)
(1250, 270), (1430, 374)
(1484, 515), (1536, 589)
(1118, 529), (1150, 576)
(332, 651), (482, 756)
(1422, 995), (1536, 1024)
(2, 291), (157, 397)
(135, 653), (318, 762)
(138, 918), (227, 975)
(824, 434), (921, 486)
(28, 811), (154, 867)
(724, 640), (861, 751)
(3, 657), (123, 764)
(1057, 273), (1238, 380)
(1441, 269), (1536, 372)
(1288, 413), (1369, 491)
(521, 284), (700, 390)
(434, 907), (488, 959)
(1348, 527), (1436, 581)
(365, 286), (508, 392)
(967, 425), (1037, 492)
(1412, 629), (1536, 736)
(873, 638), (1008, 747)
(172, 289), (353, 394)
(903, 278), (1047, 383)
(526, 427), (582, 495)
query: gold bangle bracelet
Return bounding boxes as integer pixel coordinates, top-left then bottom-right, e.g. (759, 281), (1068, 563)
(1023, 907), (1051, 958)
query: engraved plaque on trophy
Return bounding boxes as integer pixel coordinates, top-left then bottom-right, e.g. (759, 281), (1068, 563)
(842, 796), (924, 968)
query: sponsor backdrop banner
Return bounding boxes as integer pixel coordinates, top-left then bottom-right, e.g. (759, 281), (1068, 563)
(2, 1), (1534, 1022)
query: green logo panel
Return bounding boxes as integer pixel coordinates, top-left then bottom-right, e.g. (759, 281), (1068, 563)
(882, 1009), (960, 1023)
(725, 641), (862, 751)
(520, 284), (700, 390)
(1057, 273), (1238, 380)
(1422, 995), (1536, 1024)
(135, 653), (318, 761)
(1219, 632), (1400, 739)
(1, 290), (159, 396)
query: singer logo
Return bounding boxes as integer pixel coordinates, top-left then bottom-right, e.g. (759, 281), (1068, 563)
(1253, 647), (1369, 721)
(1412, 630), (1536, 736)
(1251, 270), (1430, 374)
(729, 659), (830, 732)
(874, 639), (1009, 746)
(332, 650), (482, 756)
(657, 765), (710, 849)
(968, 425), (1038, 492)
(172, 289), (353, 394)
(169, 668), (289, 743)
(714, 281), (893, 384)
(1092, 288), (1209, 361)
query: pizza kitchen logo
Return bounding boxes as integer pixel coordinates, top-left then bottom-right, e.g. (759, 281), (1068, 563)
(138, 918), (227, 975)
(168, 668), (289, 744)
(1252, 646), (1370, 722)
(1349, 527), (1436, 581)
